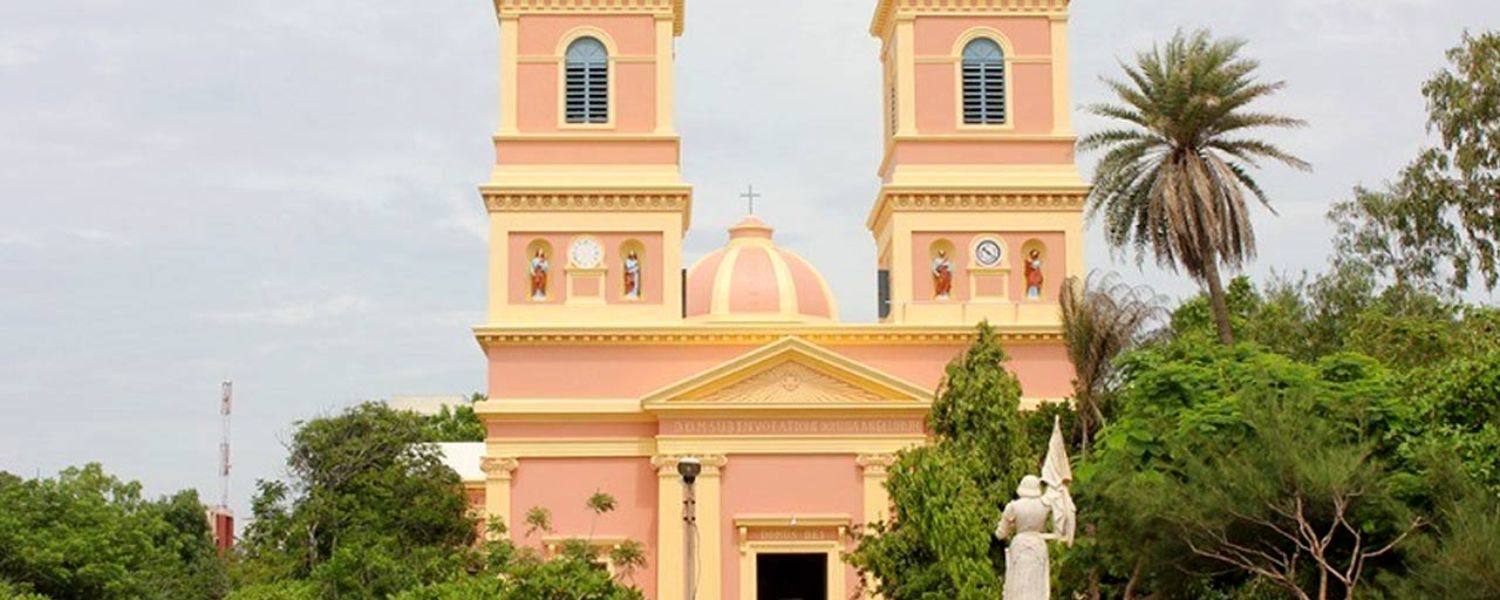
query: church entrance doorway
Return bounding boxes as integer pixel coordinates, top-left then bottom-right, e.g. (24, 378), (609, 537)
(755, 553), (828, 600)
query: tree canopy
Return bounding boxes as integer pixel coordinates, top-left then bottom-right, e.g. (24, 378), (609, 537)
(0, 464), (227, 600)
(230, 402), (646, 600)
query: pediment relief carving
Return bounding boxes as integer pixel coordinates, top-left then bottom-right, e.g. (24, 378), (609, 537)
(678, 361), (888, 404)
(639, 336), (933, 409)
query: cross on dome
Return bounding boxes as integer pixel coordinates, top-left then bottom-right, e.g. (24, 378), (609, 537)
(739, 184), (762, 215)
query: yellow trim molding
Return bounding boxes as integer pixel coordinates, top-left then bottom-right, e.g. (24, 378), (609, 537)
(867, 190), (1087, 234)
(871, 0), (1071, 37)
(495, 0), (685, 36)
(487, 437), (657, 457)
(482, 190), (692, 214)
(474, 326), (1064, 347)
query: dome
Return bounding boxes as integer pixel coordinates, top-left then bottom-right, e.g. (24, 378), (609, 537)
(685, 216), (838, 323)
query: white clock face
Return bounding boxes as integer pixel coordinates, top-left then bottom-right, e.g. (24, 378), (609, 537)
(975, 239), (1004, 267)
(569, 238), (603, 269)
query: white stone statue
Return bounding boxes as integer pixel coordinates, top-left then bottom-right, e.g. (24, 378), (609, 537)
(994, 417), (1077, 600)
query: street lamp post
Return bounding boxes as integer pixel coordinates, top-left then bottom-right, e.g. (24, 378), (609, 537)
(676, 457), (702, 600)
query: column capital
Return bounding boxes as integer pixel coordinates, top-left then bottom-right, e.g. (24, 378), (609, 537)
(857, 453), (898, 476)
(653, 454), (729, 476)
(481, 456), (520, 479)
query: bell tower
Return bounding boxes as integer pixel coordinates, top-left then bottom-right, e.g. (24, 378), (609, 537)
(869, 0), (1087, 326)
(482, 0), (690, 326)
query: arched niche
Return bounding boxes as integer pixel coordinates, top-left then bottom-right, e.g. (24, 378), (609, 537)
(619, 239), (646, 300)
(524, 239), (554, 301)
(928, 239), (958, 301)
(1020, 239), (1047, 301)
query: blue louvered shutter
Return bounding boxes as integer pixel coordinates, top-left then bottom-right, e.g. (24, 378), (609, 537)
(565, 38), (609, 124)
(962, 39), (1006, 125)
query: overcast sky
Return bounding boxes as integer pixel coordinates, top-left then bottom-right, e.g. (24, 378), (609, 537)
(2, 0), (1496, 517)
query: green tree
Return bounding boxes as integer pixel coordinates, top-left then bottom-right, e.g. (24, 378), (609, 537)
(1073, 339), (1426, 598)
(232, 402), (648, 598)
(1081, 30), (1310, 345)
(0, 465), (228, 600)
(1330, 31), (1500, 292)
(392, 495), (646, 600)
(418, 394), (487, 443)
(1404, 351), (1500, 493)
(233, 403), (479, 598)
(847, 322), (1034, 600)
(1329, 180), (1458, 294)
(392, 541), (642, 600)
(1395, 456), (1500, 599)
(1165, 395), (1423, 600)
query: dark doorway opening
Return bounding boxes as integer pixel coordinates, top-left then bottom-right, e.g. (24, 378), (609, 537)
(756, 553), (827, 600)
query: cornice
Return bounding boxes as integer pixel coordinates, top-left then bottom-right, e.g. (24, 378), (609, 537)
(871, 0), (1070, 38)
(473, 326), (1063, 347)
(867, 189), (1088, 233)
(495, 0), (685, 36)
(482, 189), (692, 213)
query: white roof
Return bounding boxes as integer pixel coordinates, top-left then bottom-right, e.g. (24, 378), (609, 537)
(435, 442), (486, 483)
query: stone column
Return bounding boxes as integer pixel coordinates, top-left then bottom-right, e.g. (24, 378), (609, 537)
(480, 456), (520, 539)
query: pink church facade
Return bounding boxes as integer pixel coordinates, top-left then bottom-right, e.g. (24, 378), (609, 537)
(470, 1), (1086, 598)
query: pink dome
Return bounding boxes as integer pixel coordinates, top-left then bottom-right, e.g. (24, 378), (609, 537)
(685, 216), (838, 323)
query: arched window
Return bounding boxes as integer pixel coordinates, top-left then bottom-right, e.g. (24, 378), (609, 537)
(962, 38), (1006, 125)
(565, 37), (609, 124)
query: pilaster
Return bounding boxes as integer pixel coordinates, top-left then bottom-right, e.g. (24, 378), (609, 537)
(654, 455), (685, 600)
(857, 453), (896, 525)
(696, 455), (727, 598)
(1049, 15), (1072, 136)
(480, 456), (520, 538)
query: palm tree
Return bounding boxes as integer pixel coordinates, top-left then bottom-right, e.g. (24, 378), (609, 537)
(1059, 273), (1164, 454)
(1080, 30), (1310, 345)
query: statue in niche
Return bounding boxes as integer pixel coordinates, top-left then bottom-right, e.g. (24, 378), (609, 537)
(995, 418), (1076, 600)
(932, 249), (954, 300)
(1024, 249), (1044, 300)
(528, 248), (549, 301)
(623, 251), (641, 299)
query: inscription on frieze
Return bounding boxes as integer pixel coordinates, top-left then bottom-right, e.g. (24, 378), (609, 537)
(747, 527), (840, 542)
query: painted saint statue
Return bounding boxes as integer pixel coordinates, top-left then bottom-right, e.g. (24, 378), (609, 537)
(623, 251), (641, 299)
(1024, 249), (1044, 300)
(932, 249), (954, 300)
(528, 249), (549, 301)
(995, 418), (1076, 600)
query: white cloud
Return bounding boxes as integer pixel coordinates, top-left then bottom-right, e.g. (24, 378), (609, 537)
(0, 230), (41, 248)
(67, 228), (134, 247)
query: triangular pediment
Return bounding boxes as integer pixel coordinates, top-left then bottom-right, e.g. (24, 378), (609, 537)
(640, 337), (932, 411)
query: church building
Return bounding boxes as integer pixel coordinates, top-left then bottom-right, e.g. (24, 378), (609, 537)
(469, 1), (1085, 598)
